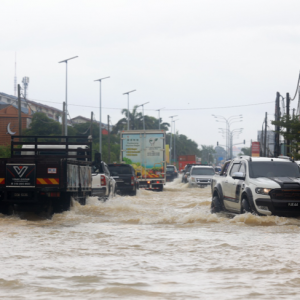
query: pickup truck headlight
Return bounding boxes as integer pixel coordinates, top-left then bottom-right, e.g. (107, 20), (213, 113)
(255, 188), (271, 195)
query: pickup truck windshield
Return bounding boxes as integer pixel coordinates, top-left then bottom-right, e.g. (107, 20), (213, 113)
(108, 166), (132, 175)
(191, 168), (215, 175)
(249, 161), (300, 178)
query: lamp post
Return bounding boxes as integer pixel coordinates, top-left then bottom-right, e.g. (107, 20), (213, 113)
(156, 107), (165, 129)
(94, 76), (110, 154)
(59, 56), (78, 135)
(212, 114), (243, 159)
(173, 119), (179, 166)
(136, 102), (149, 130)
(123, 90), (136, 130)
(169, 115), (178, 163)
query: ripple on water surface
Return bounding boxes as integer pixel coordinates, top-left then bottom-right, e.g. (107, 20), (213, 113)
(1, 177), (300, 299)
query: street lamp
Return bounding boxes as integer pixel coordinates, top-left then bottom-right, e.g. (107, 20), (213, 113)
(59, 56), (78, 135)
(123, 90), (136, 130)
(169, 115), (178, 163)
(212, 114), (243, 159)
(136, 102), (149, 130)
(94, 76), (110, 154)
(156, 107), (165, 129)
(173, 119), (179, 166)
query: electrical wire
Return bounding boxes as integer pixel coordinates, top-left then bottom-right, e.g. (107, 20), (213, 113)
(290, 71), (300, 101)
(26, 98), (275, 111)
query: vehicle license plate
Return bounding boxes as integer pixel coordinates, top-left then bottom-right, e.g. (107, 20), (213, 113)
(288, 203), (299, 207)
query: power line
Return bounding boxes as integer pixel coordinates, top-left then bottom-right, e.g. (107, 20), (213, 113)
(27, 98), (274, 111)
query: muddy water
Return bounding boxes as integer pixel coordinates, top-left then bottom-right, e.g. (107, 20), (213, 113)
(1, 178), (300, 299)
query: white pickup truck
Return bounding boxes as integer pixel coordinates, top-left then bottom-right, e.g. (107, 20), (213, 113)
(210, 156), (300, 217)
(92, 154), (116, 200)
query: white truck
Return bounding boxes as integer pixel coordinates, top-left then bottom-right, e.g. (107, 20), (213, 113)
(120, 130), (166, 191)
(211, 156), (300, 217)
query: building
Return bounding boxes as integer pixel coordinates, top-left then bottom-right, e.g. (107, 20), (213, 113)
(0, 92), (63, 122)
(71, 115), (111, 135)
(257, 130), (275, 156)
(0, 101), (32, 145)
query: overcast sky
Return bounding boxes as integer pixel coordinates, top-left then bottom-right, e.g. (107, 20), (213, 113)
(1, 0), (300, 149)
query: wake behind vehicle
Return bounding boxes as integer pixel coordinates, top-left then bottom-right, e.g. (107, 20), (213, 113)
(211, 156), (300, 217)
(166, 165), (178, 182)
(108, 163), (139, 196)
(188, 165), (215, 188)
(120, 130), (166, 191)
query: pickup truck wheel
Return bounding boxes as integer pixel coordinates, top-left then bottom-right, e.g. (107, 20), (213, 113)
(242, 198), (251, 213)
(211, 196), (222, 213)
(130, 189), (137, 196)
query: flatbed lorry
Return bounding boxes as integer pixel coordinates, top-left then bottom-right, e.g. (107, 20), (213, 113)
(120, 130), (166, 191)
(0, 135), (96, 216)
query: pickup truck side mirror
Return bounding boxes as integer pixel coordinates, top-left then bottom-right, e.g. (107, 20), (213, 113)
(232, 172), (245, 180)
(186, 172), (190, 176)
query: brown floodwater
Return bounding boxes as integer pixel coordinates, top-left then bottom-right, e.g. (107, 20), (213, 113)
(1, 177), (300, 299)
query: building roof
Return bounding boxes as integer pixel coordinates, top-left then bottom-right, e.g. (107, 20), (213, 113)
(0, 100), (30, 115)
(0, 92), (62, 114)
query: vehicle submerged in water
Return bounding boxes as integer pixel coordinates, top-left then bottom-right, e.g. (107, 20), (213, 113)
(211, 156), (300, 217)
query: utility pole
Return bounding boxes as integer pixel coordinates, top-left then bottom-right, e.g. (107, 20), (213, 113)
(18, 84), (22, 140)
(274, 92), (280, 157)
(62, 102), (66, 136)
(90, 112), (93, 136)
(264, 112), (267, 157)
(108, 115), (111, 163)
(286, 93), (290, 156)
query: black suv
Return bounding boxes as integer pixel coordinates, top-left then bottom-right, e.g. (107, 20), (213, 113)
(107, 164), (139, 196)
(166, 165), (178, 182)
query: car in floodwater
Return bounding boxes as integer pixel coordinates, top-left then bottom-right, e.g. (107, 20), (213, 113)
(188, 165), (215, 188)
(211, 156), (300, 217)
(166, 165), (178, 182)
(107, 163), (139, 196)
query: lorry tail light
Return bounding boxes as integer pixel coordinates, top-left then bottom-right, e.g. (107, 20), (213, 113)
(47, 192), (60, 197)
(147, 181), (150, 184)
(131, 176), (134, 185)
(101, 175), (106, 186)
(156, 181), (160, 184)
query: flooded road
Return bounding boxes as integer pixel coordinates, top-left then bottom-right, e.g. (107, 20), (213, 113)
(1, 178), (300, 299)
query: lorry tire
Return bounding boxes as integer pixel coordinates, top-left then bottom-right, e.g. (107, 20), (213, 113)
(158, 185), (164, 192)
(211, 196), (222, 213)
(0, 204), (14, 216)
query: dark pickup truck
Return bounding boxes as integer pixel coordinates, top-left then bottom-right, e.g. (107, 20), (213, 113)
(107, 164), (139, 196)
(0, 135), (94, 216)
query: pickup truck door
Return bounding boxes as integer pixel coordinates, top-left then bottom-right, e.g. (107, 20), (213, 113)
(223, 163), (241, 211)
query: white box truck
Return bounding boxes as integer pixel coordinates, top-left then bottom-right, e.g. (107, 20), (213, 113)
(120, 130), (166, 191)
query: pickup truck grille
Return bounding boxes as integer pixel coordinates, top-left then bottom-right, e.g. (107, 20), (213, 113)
(270, 189), (300, 200)
(196, 179), (210, 183)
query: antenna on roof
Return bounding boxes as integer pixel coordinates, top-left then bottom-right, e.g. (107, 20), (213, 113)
(14, 53), (17, 97)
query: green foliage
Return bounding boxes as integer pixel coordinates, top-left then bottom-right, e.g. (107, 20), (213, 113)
(0, 145), (11, 158)
(167, 133), (201, 158)
(272, 114), (300, 158)
(123, 157), (133, 164)
(239, 147), (251, 156)
(200, 145), (216, 164)
(112, 106), (170, 133)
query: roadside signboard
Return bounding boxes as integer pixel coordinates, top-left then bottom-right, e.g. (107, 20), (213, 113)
(252, 142), (260, 157)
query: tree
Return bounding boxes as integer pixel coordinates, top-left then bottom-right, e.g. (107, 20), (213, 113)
(238, 147), (251, 156)
(272, 114), (300, 159)
(200, 145), (216, 164)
